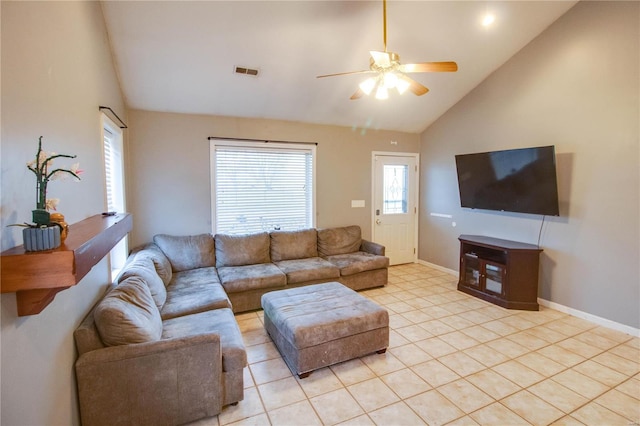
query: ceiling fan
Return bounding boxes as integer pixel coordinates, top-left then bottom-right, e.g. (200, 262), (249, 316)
(317, 0), (458, 100)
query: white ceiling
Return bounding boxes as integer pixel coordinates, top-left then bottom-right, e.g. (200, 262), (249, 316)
(101, 1), (577, 133)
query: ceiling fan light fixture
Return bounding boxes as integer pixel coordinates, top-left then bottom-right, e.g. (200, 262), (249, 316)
(316, 0), (456, 100)
(359, 77), (377, 95)
(396, 76), (410, 94)
(375, 85), (389, 100)
(383, 72), (399, 89)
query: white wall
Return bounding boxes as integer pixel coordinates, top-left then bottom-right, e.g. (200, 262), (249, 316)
(419, 1), (639, 329)
(1, 2), (126, 424)
(127, 110), (420, 247)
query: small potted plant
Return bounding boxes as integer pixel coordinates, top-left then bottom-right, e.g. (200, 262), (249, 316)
(14, 136), (82, 251)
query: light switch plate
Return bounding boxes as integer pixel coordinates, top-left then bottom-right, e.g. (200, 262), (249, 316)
(351, 200), (365, 208)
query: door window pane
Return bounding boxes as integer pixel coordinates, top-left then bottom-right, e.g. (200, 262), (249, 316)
(383, 165), (408, 214)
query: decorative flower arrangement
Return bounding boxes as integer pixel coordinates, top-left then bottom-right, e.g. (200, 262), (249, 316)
(27, 136), (82, 225)
(8, 136), (82, 251)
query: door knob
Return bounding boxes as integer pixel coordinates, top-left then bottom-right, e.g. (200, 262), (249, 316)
(376, 219), (382, 225)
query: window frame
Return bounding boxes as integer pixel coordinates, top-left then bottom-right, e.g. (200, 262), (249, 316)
(209, 139), (317, 235)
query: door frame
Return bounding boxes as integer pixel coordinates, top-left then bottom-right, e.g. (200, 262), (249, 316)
(371, 151), (420, 264)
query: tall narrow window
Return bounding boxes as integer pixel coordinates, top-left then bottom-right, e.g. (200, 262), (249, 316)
(210, 140), (315, 234)
(101, 114), (127, 279)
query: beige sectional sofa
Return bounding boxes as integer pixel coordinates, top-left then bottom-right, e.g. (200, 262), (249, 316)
(214, 225), (388, 312)
(74, 225), (387, 425)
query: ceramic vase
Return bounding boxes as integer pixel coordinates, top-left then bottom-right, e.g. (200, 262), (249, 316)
(23, 226), (61, 252)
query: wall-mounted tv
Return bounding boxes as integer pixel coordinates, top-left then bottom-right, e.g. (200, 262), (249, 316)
(455, 145), (560, 216)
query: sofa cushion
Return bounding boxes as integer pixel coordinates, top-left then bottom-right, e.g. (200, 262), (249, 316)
(161, 267), (232, 320)
(215, 232), (270, 267)
(317, 226), (362, 257)
(119, 255), (167, 309)
(135, 244), (173, 285)
(218, 263), (286, 293)
(273, 258), (340, 285)
(270, 229), (318, 262)
(162, 308), (247, 372)
(93, 276), (163, 346)
(325, 252), (390, 276)
(154, 234), (216, 272)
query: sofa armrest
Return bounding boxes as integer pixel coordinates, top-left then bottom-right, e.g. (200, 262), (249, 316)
(76, 334), (223, 426)
(360, 239), (385, 256)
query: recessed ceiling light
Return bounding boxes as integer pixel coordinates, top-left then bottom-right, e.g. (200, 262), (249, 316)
(482, 13), (495, 27)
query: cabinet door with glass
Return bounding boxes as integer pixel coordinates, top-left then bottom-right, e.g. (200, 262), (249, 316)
(482, 260), (506, 296)
(462, 253), (482, 289)
(461, 255), (505, 296)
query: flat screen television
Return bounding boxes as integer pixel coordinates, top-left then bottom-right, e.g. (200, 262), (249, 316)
(455, 145), (560, 216)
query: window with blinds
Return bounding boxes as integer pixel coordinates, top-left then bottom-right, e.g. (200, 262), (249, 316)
(103, 129), (124, 213)
(102, 113), (127, 278)
(211, 141), (315, 234)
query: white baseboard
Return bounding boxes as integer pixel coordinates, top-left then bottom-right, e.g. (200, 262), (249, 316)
(414, 260), (639, 337)
(415, 259), (458, 277)
(538, 298), (640, 338)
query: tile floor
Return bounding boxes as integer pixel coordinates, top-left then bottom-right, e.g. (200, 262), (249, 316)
(191, 263), (640, 426)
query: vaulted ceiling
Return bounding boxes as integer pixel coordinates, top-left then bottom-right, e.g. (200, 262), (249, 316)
(101, 1), (577, 133)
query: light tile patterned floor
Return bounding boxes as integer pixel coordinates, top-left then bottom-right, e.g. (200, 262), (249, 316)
(190, 263), (640, 426)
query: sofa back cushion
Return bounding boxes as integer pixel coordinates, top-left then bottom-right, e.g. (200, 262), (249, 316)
(317, 225), (362, 257)
(135, 243), (173, 285)
(153, 234), (216, 272)
(119, 255), (167, 309)
(215, 232), (270, 267)
(270, 229), (318, 262)
(93, 276), (163, 346)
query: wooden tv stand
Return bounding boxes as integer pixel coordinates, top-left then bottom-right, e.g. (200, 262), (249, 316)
(457, 235), (542, 311)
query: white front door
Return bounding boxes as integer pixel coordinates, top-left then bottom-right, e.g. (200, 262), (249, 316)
(372, 153), (418, 265)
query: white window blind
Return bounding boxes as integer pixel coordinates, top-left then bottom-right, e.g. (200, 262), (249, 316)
(103, 128), (125, 213)
(211, 142), (315, 234)
(101, 113), (127, 278)
(104, 130), (115, 210)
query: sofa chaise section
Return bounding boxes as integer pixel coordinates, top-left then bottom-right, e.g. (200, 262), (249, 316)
(74, 234), (246, 426)
(74, 284), (246, 426)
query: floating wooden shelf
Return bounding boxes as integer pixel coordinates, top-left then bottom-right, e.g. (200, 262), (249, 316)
(1, 213), (132, 316)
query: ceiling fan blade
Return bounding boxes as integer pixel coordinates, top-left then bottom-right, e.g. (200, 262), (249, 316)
(316, 70), (373, 79)
(350, 88), (365, 100)
(399, 62), (458, 73)
(370, 51), (392, 68)
(400, 75), (429, 96)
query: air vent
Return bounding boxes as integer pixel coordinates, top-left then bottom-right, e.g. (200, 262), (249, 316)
(234, 66), (259, 77)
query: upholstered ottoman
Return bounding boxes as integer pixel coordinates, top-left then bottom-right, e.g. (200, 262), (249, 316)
(261, 282), (389, 378)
